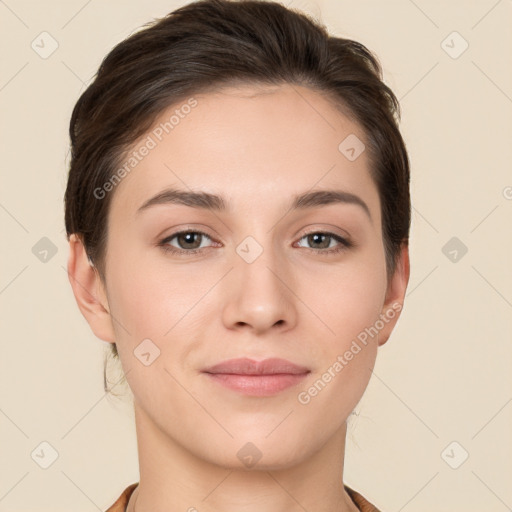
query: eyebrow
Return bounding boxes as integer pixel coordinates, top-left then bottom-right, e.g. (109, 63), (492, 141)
(136, 187), (371, 220)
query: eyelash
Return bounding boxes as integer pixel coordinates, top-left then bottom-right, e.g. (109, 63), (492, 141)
(157, 229), (354, 256)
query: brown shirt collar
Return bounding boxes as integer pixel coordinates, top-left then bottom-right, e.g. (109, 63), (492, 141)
(105, 482), (382, 512)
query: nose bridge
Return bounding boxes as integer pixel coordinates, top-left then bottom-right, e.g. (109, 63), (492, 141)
(236, 231), (286, 299)
(237, 235), (282, 288)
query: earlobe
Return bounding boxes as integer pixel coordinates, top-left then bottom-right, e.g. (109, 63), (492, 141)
(67, 234), (116, 343)
(377, 243), (410, 347)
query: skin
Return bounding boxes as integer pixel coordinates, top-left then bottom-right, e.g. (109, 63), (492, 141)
(68, 83), (410, 512)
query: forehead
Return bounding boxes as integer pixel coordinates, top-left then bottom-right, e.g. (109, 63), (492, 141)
(109, 83), (380, 221)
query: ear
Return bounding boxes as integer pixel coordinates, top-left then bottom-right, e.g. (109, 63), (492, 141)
(377, 243), (410, 347)
(66, 234), (116, 343)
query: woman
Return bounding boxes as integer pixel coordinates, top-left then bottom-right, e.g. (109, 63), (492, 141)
(64, 1), (411, 510)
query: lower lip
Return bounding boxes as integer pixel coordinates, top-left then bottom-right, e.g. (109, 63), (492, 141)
(204, 373), (309, 396)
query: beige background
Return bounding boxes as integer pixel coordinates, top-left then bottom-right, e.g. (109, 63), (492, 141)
(1, 0), (511, 510)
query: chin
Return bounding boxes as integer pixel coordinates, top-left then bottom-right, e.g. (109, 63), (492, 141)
(197, 434), (314, 472)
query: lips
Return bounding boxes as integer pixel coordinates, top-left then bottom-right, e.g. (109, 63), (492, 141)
(203, 357), (310, 375)
(202, 358), (310, 396)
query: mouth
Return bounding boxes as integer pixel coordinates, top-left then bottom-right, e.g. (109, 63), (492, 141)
(201, 358), (311, 396)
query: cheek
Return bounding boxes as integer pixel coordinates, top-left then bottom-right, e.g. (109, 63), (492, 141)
(295, 266), (384, 420)
(303, 257), (387, 350)
(295, 257), (386, 414)
(106, 248), (198, 341)
(105, 264), (197, 415)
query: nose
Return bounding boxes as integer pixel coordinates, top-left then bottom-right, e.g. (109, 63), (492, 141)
(221, 245), (298, 335)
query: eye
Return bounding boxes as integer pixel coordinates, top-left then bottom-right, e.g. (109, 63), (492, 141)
(158, 229), (353, 256)
(158, 230), (216, 255)
(295, 231), (353, 255)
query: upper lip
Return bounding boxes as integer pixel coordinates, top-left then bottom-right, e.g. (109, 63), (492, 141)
(202, 358), (310, 375)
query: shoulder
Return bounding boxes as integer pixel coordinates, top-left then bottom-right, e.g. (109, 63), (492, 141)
(345, 485), (382, 512)
(105, 482), (139, 512)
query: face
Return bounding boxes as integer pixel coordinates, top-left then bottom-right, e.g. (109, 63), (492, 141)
(88, 83), (407, 469)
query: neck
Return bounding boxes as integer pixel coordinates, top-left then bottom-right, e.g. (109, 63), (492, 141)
(127, 402), (359, 512)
